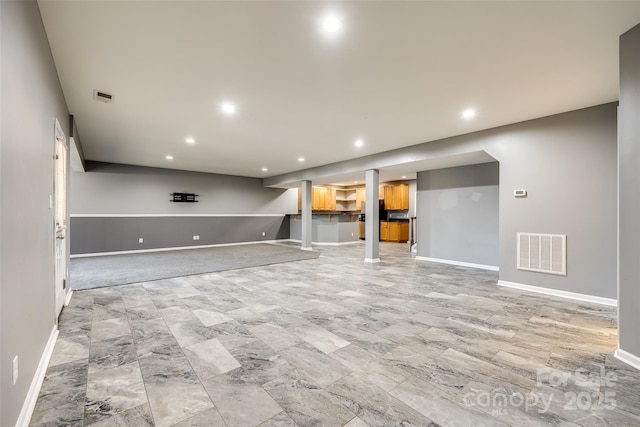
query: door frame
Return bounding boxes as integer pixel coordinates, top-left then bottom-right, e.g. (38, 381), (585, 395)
(54, 118), (69, 318)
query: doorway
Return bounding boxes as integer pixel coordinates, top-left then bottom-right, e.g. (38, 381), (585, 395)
(54, 119), (68, 318)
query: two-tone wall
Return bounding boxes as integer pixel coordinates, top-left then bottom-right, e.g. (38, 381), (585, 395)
(1, 2), (71, 425)
(70, 162), (297, 255)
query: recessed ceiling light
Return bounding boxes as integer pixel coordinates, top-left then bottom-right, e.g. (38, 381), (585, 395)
(185, 137), (196, 144)
(221, 102), (237, 116)
(298, 157), (305, 162)
(165, 155), (174, 160)
(402, 175), (407, 179)
(354, 139), (364, 148)
(261, 167), (268, 172)
(462, 108), (476, 120)
(322, 16), (341, 33)
(354, 181), (358, 184)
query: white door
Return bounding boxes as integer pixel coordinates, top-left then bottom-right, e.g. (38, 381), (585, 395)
(54, 120), (68, 317)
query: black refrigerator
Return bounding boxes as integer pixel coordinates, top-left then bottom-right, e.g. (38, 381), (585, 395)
(359, 200), (387, 240)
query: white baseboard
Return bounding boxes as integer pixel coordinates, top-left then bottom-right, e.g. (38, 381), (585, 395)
(70, 239), (292, 258)
(497, 280), (617, 307)
(70, 213), (287, 217)
(364, 258), (380, 263)
(289, 239), (362, 246)
(64, 289), (73, 306)
(614, 348), (640, 371)
(16, 326), (59, 427)
(315, 241), (362, 246)
(415, 256), (499, 271)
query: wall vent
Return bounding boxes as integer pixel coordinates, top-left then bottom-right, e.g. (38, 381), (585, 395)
(517, 232), (566, 276)
(93, 90), (114, 103)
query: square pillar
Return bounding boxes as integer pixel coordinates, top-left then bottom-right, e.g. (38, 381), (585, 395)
(301, 180), (313, 250)
(365, 169), (380, 262)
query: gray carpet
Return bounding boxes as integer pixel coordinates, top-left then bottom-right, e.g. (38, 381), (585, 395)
(70, 243), (320, 290)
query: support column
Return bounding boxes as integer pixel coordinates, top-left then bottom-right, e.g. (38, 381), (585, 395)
(301, 180), (313, 250)
(364, 169), (380, 262)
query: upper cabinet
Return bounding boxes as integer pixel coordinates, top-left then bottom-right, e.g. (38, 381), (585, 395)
(298, 183), (409, 212)
(325, 188), (337, 210)
(385, 183), (409, 210)
(355, 188), (366, 211)
(312, 187), (336, 211)
(298, 186), (337, 211)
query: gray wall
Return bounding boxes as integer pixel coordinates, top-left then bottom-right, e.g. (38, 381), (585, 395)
(493, 105), (617, 298)
(71, 216), (289, 254)
(72, 161), (297, 215)
(290, 214), (359, 244)
(70, 162), (297, 254)
(1, 2), (71, 425)
(417, 163), (499, 266)
(619, 24), (640, 359)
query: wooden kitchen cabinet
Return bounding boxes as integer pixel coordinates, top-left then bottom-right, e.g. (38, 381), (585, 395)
(395, 221), (409, 242)
(382, 221), (409, 243)
(388, 221), (400, 242)
(298, 186), (337, 211)
(384, 186), (394, 209)
(325, 188), (336, 210)
(298, 184), (407, 212)
(312, 187), (324, 209)
(384, 184), (409, 210)
(380, 221), (389, 241)
(394, 184), (409, 210)
(355, 188), (366, 211)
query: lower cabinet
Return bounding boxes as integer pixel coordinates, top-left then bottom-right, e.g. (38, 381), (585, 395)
(380, 221), (408, 243)
(396, 222), (409, 243)
(380, 221), (389, 241)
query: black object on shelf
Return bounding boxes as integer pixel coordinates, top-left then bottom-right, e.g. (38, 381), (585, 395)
(171, 192), (199, 203)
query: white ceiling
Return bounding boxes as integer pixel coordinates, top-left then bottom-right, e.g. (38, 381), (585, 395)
(39, 1), (640, 182)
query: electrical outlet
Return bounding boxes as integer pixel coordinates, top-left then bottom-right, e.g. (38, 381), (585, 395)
(13, 356), (18, 385)
(196, 235), (200, 240)
(193, 235), (197, 240)
(262, 232), (266, 237)
(138, 238), (143, 244)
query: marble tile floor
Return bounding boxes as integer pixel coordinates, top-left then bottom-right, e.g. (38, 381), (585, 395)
(30, 242), (640, 426)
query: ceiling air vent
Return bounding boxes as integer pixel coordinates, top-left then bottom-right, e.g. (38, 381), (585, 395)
(93, 90), (114, 103)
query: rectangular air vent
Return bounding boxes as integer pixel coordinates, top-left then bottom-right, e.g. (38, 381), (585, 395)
(93, 90), (114, 103)
(517, 232), (566, 276)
